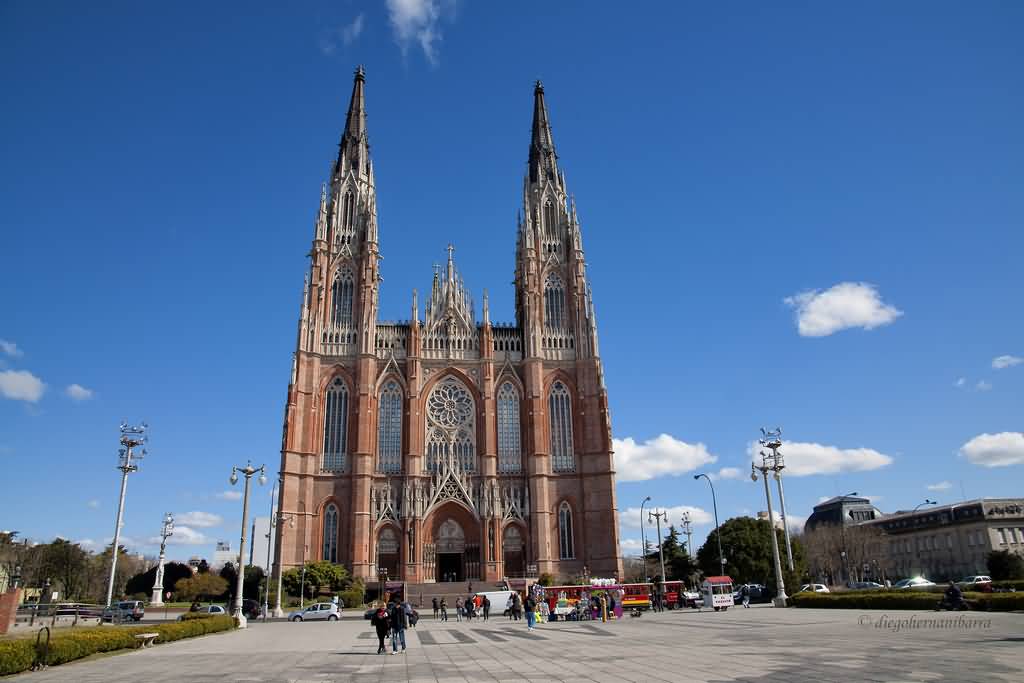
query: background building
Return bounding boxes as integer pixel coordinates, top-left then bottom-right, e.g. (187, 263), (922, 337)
(249, 517), (274, 573)
(275, 69), (623, 586)
(212, 541), (233, 569)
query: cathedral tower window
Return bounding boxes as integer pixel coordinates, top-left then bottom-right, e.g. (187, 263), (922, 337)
(544, 200), (557, 239)
(497, 382), (522, 473)
(424, 376), (476, 473)
(322, 377), (349, 472)
(330, 268), (354, 328)
(323, 503), (339, 563)
(558, 501), (575, 559)
(342, 191), (355, 237)
(377, 380), (402, 473)
(549, 381), (575, 472)
(544, 274), (566, 331)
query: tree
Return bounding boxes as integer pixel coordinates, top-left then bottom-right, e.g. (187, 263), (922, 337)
(696, 516), (806, 587)
(37, 539), (92, 600)
(646, 526), (698, 583)
(125, 562), (193, 599)
(174, 573), (228, 602)
(282, 561), (350, 599)
(987, 550), (1024, 580)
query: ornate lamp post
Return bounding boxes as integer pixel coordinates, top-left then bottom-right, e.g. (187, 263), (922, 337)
(639, 496), (651, 582)
(694, 473), (725, 577)
(649, 509), (668, 609)
(681, 512), (694, 586)
(760, 428), (794, 571)
(229, 461), (266, 627)
(106, 422), (148, 607)
(151, 513), (174, 606)
(272, 510), (295, 618)
(751, 454), (787, 607)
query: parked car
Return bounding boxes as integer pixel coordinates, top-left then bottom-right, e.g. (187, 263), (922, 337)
(958, 575), (993, 592)
(102, 600), (145, 622)
(894, 577), (936, 589)
(177, 604), (226, 620)
(798, 584), (831, 593)
(848, 581), (884, 590)
(733, 584), (769, 604)
(682, 590), (703, 609)
(241, 599), (261, 619)
(288, 602), (340, 622)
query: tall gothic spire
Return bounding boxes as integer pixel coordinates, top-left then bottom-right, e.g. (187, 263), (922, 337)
(528, 80), (558, 184)
(335, 65), (369, 177)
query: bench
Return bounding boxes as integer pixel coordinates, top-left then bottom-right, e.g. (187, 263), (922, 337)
(134, 633), (159, 648)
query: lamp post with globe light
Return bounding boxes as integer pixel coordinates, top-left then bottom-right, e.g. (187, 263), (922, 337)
(151, 513), (174, 606)
(694, 474), (725, 577)
(229, 462), (266, 627)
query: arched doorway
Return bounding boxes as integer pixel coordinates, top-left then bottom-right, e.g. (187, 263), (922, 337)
(376, 527), (400, 579)
(435, 518), (465, 582)
(503, 524), (525, 577)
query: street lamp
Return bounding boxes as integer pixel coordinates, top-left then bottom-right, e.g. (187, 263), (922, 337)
(648, 509), (668, 610)
(377, 567), (389, 605)
(913, 499), (937, 512)
(272, 510), (295, 618)
(106, 422), (148, 607)
(760, 428), (794, 571)
(640, 496), (651, 582)
(151, 513), (174, 606)
(694, 473), (725, 577)
(229, 461), (266, 627)
(681, 512), (693, 560)
(751, 455), (787, 607)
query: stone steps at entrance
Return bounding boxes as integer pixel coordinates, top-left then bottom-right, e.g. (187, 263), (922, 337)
(404, 581), (506, 609)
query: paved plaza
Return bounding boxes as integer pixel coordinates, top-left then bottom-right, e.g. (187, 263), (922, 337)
(11, 606), (1024, 682)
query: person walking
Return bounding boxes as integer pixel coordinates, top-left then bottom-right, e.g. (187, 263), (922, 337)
(506, 595), (514, 620)
(512, 592), (522, 621)
(440, 598), (448, 622)
(524, 593), (537, 631)
(432, 597), (439, 619)
(388, 600), (408, 654)
(464, 594), (475, 621)
(455, 597), (463, 623)
(482, 595), (491, 621)
(741, 584), (750, 608)
(370, 604), (391, 655)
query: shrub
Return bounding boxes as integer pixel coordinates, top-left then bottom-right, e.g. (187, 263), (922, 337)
(991, 580), (1024, 591)
(790, 590), (1024, 611)
(339, 588), (365, 609)
(0, 640), (36, 676)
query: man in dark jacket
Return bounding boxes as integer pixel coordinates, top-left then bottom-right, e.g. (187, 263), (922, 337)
(388, 600), (408, 654)
(370, 605), (391, 655)
(482, 595), (491, 621)
(432, 597), (439, 619)
(524, 594), (537, 631)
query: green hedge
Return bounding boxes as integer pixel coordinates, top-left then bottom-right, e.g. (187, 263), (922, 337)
(991, 580), (1024, 591)
(0, 615), (235, 675)
(790, 591), (1024, 611)
(0, 639), (36, 676)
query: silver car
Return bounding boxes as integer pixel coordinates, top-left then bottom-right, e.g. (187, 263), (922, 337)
(288, 602), (340, 622)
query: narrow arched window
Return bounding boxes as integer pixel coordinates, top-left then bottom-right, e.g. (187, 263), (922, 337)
(549, 381), (574, 472)
(544, 200), (558, 240)
(377, 380), (402, 473)
(558, 501), (574, 559)
(342, 191), (355, 232)
(323, 377), (349, 472)
(497, 383), (521, 473)
(544, 273), (565, 331)
(330, 268), (354, 328)
(323, 503), (339, 563)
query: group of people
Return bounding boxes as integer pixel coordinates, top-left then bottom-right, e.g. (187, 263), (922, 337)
(369, 598), (417, 655)
(431, 594), (493, 622)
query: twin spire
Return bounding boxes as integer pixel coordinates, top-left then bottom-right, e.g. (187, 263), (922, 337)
(528, 80), (559, 184)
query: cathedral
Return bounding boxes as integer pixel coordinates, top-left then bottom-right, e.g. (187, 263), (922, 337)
(274, 67), (623, 586)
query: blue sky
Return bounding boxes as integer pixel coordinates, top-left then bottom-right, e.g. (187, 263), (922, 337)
(1, 1), (1021, 564)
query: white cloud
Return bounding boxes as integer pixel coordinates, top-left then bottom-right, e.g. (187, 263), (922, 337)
(65, 383), (94, 401)
(86, 499), (100, 509)
(975, 380), (993, 392)
(0, 369), (45, 402)
(215, 490), (241, 501)
(992, 355), (1022, 370)
(784, 282), (903, 337)
(748, 440), (894, 476)
(960, 432), (1024, 468)
(320, 13), (366, 55)
(713, 466), (744, 481)
(782, 513), (807, 533)
(77, 538), (100, 551)
(613, 434), (717, 482)
(156, 525), (211, 546)
(174, 511), (223, 528)
(342, 13), (365, 45)
(926, 481), (952, 491)
(0, 339), (23, 357)
(620, 538), (643, 555)
(386, 0), (451, 65)
(620, 505), (713, 529)
(954, 377), (966, 388)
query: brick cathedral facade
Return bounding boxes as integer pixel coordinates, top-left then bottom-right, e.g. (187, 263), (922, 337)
(275, 68), (623, 585)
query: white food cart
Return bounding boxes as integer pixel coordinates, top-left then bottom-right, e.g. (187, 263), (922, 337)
(701, 576), (734, 612)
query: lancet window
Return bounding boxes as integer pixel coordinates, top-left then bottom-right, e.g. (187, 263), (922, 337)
(497, 382), (522, 473)
(323, 503), (339, 562)
(558, 501), (574, 559)
(377, 380), (402, 473)
(544, 273), (566, 331)
(322, 377), (349, 472)
(330, 268), (354, 328)
(549, 381), (574, 472)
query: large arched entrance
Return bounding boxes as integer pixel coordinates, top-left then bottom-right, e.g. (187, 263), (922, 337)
(376, 526), (400, 579)
(436, 519), (465, 582)
(503, 524), (525, 577)
(423, 503), (481, 583)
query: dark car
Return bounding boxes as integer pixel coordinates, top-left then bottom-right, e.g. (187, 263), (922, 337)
(241, 599), (261, 619)
(733, 584), (769, 604)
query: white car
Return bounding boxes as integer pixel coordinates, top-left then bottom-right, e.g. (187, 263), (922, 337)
(177, 604), (226, 621)
(799, 584), (830, 593)
(894, 577), (936, 589)
(958, 575), (991, 586)
(288, 603), (340, 622)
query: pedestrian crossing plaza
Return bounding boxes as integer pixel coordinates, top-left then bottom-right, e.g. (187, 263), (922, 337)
(9, 606), (1024, 682)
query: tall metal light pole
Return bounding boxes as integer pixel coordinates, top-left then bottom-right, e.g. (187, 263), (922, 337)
(272, 511), (294, 618)
(151, 513), (174, 606)
(694, 474), (725, 577)
(229, 461), (266, 627)
(760, 428), (794, 571)
(681, 512), (694, 560)
(838, 491), (858, 585)
(106, 422), (148, 607)
(262, 477), (278, 620)
(751, 455), (787, 607)
(639, 496), (651, 582)
(649, 509), (668, 609)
